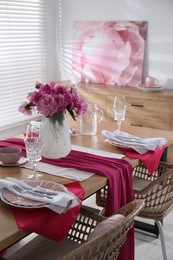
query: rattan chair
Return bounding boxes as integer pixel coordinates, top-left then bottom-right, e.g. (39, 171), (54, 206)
(96, 161), (173, 208)
(4, 200), (144, 260)
(133, 162), (173, 260)
(96, 161), (173, 260)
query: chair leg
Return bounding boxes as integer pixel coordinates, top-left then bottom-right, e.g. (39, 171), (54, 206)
(156, 220), (167, 260)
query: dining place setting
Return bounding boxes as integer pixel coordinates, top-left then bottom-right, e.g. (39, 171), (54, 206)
(100, 95), (166, 174)
(0, 177), (81, 214)
(101, 128), (166, 174)
(0, 147), (85, 244)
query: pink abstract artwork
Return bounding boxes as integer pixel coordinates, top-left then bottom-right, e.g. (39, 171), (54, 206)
(72, 21), (147, 87)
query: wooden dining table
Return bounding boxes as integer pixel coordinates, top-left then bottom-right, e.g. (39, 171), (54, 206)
(0, 121), (173, 252)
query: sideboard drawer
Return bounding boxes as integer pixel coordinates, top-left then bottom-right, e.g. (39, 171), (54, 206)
(125, 117), (170, 130)
(106, 115), (170, 130)
(127, 98), (171, 123)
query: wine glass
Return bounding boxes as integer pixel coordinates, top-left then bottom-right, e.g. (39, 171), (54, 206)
(113, 96), (126, 131)
(24, 121), (44, 179)
(25, 121), (42, 138)
(24, 136), (44, 179)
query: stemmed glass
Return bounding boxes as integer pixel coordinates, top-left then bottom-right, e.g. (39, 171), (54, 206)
(24, 121), (44, 179)
(25, 121), (42, 138)
(113, 96), (126, 131)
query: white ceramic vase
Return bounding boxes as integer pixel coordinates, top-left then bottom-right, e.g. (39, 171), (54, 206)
(41, 113), (71, 159)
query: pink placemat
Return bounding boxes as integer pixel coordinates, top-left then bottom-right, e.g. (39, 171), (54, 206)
(119, 145), (165, 174)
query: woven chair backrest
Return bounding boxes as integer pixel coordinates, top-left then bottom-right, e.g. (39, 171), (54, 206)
(135, 169), (173, 219)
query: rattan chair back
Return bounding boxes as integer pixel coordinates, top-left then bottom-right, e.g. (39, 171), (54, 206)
(3, 201), (144, 260)
(133, 163), (173, 220)
(96, 162), (173, 210)
(62, 200), (144, 260)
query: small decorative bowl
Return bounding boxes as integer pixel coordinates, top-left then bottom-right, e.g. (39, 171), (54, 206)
(0, 147), (22, 165)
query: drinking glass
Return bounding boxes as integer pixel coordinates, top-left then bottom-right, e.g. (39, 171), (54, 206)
(113, 96), (126, 131)
(25, 121), (42, 138)
(80, 104), (103, 135)
(24, 137), (44, 179)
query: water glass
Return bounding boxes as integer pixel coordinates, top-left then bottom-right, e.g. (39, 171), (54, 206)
(24, 137), (44, 179)
(25, 121), (42, 138)
(80, 104), (103, 135)
(113, 96), (126, 131)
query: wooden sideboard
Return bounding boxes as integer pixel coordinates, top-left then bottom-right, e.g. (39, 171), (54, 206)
(77, 83), (173, 162)
(77, 83), (173, 130)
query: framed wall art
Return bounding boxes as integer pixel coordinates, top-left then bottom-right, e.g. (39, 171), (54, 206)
(72, 21), (147, 87)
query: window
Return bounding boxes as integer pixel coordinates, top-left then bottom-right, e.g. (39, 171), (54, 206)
(0, 0), (55, 139)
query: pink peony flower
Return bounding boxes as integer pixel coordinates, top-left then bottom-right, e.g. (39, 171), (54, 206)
(19, 81), (88, 120)
(72, 21), (147, 87)
(18, 102), (35, 116)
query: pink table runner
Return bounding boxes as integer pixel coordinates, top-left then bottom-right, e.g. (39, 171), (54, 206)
(0, 138), (134, 260)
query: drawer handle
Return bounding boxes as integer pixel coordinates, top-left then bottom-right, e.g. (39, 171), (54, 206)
(131, 104), (144, 108)
(131, 124), (143, 127)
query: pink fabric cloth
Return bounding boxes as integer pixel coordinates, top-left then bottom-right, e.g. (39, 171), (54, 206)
(119, 145), (165, 174)
(0, 138), (134, 260)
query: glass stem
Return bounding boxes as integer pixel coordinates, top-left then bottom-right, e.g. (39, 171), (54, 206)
(33, 161), (37, 177)
(117, 121), (122, 131)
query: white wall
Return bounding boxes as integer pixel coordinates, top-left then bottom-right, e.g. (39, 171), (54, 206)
(57, 0), (173, 89)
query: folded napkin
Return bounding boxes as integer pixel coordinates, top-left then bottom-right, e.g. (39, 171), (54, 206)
(102, 130), (166, 154)
(0, 178), (81, 214)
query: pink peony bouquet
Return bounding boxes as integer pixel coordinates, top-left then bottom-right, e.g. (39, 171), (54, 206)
(19, 81), (88, 121)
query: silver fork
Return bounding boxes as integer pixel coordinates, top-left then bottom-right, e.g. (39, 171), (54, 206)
(13, 184), (54, 199)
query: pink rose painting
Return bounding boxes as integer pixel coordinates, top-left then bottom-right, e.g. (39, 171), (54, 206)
(72, 21), (147, 87)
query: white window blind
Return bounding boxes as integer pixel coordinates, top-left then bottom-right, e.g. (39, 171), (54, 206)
(0, 0), (50, 139)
